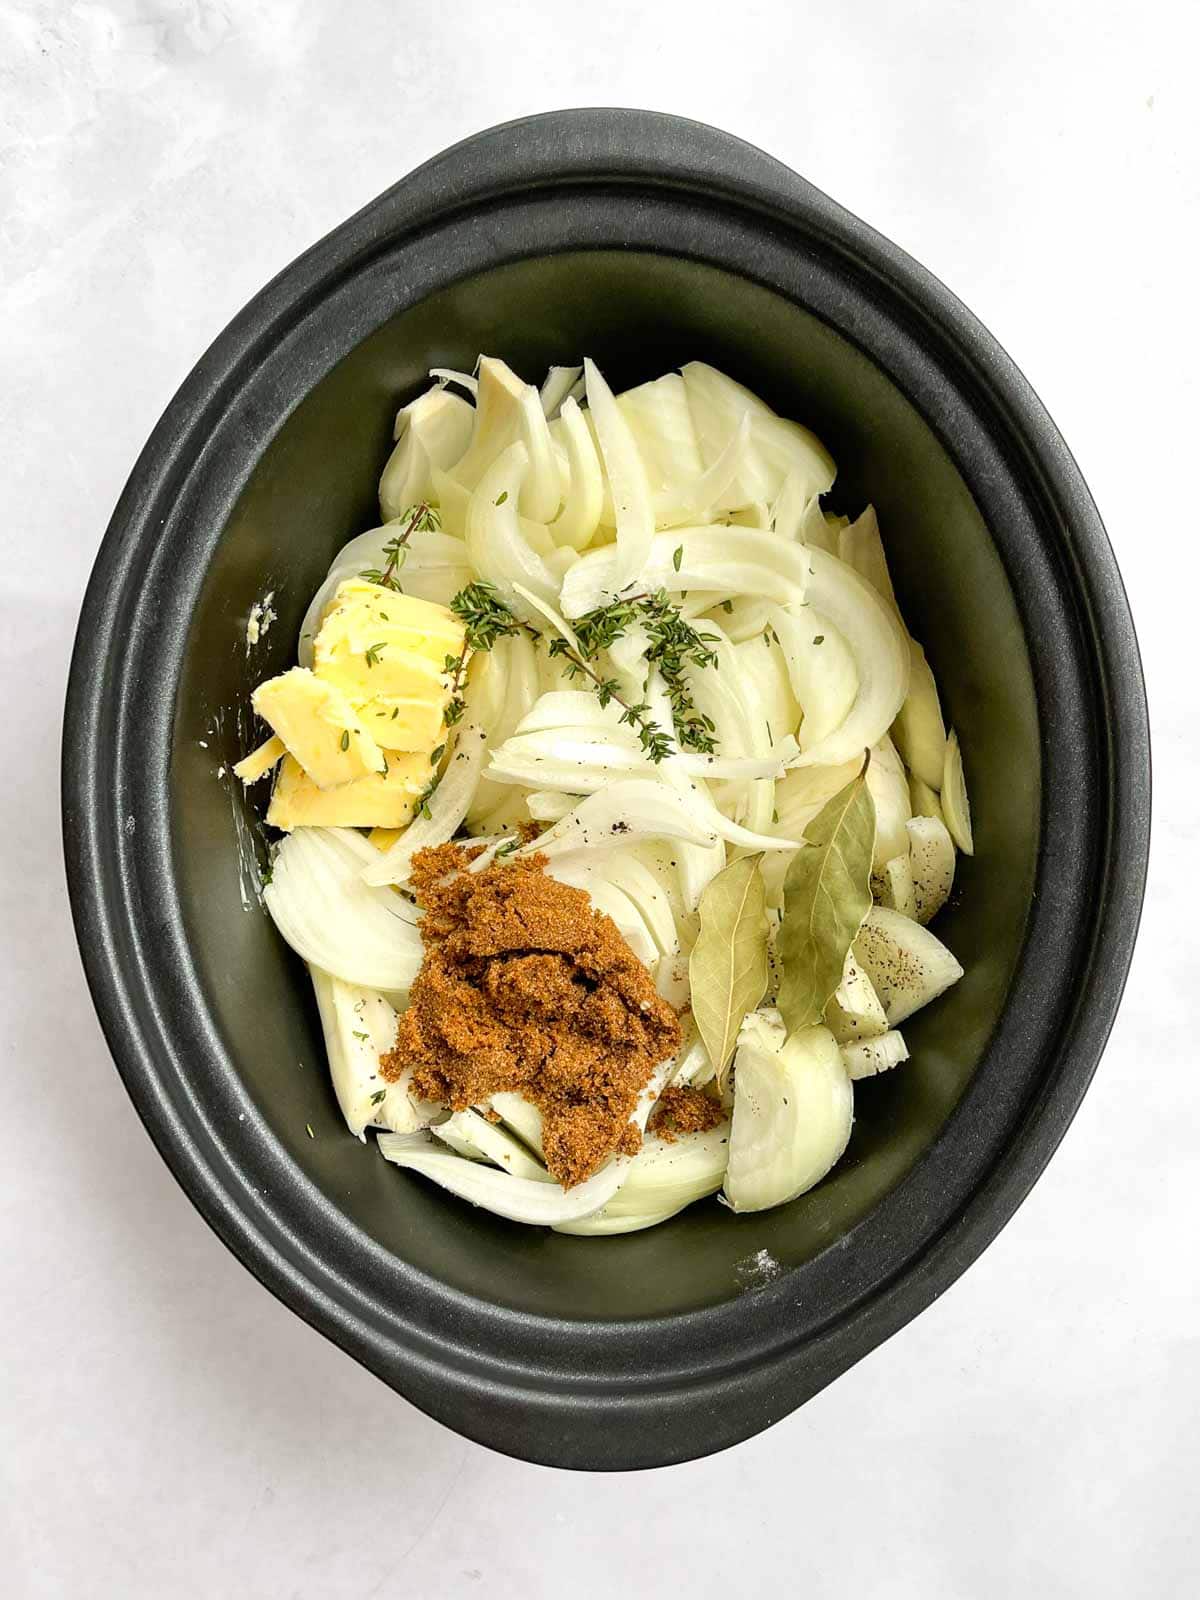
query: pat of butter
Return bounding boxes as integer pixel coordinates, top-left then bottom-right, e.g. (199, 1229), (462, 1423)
(315, 582), (463, 670)
(311, 580), (466, 754)
(267, 751), (432, 831)
(232, 734), (286, 785)
(320, 647), (449, 725)
(356, 687), (450, 752)
(251, 668), (385, 790)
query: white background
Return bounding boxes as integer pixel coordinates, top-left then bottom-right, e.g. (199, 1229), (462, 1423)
(2, 2), (1196, 1595)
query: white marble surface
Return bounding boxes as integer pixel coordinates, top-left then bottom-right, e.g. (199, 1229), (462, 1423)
(2, 2), (1196, 1595)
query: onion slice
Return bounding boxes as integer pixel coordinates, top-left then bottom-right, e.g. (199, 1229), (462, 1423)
(264, 829), (423, 991)
(376, 1053), (678, 1226)
(583, 358), (655, 597)
(559, 527), (810, 617)
(783, 547), (911, 768)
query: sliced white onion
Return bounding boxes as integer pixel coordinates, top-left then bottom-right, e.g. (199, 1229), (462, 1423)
(540, 364), (584, 420)
(726, 500), (772, 530)
(682, 362), (835, 512)
(511, 688), (622, 737)
(606, 620), (652, 702)
(837, 505), (899, 612)
(511, 379), (563, 524)
(516, 779), (719, 859)
(309, 967), (436, 1140)
(583, 358), (655, 597)
(623, 839), (697, 946)
(485, 737), (637, 793)
(429, 367), (480, 397)
(617, 372), (753, 528)
(907, 813), (956, 924)
(841, 1029), (910, 1080)
(264, 829), (423, 990)
(734, 632), (803, 779)
(723, 1015), (853, 1213)
(548, 1205), (682, 1235)
(669, 1024), (716, 1088)
(486, 722), (795, 794)
(378, 387), (475, 522)
(624, 687), (729, 914)
(545, 860), (660, 972)
(431, 1110), (553, 1181)
(892, 638), (948, 792)
(428, 466), (472, 537)
(466, 632), (542, 830)
(546, 396), (604, 550)
(942, 729), (974, 856)
(554, 1121), (730, 1233)
(798, 493), (840, 553)
(617, 372), (704, 494)
(376, 1051), (677, 1225)
(488, 1092), (545, 1154)
(681, 620), (754, 760)
(673, 414), (753, 523)
(445, 357), (521, 480)
(525, 789), (577, 823)
(784, 547), (911, 768)
(868, 733), (913, 868)
(465, 444), (559, 615)
(770, 469), (813, 543)
(559, 527), (811, 618)
(659, 764), (801, 853)
(853, 906), (963, 1024)
(377, 1135), (631, 1224)
(769, 604), (859, 752)
(598, 852), (682, 961)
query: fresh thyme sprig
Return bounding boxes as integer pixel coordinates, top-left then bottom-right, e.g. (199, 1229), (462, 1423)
(450, 582), (526, 652)
(567, 588), (721, 755)
(637, 590), (720, 754)
(545, 637), (675, 762)
(412, 582), (523, 819)
(360, 501), (440, 590)
(443, 581), (525, 726)
(413, 578), (724, 819)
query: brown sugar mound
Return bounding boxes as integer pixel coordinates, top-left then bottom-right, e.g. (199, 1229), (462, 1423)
(649, 1083), (726, 1143)
(381, 845), (681, 1187)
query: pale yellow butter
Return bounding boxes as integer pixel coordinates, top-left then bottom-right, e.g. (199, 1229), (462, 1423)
(312, 580), (465, 752)
(357, 687), (450, 752)
(251, 668), (385, 790)
(232, 734), (286, 784)
(266, 751), (432, 831)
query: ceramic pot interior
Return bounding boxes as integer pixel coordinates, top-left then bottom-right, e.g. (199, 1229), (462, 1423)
(171, 250), (1038, 1323)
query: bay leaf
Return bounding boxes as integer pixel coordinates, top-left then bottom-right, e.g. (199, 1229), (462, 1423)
(776, 757), (877, 1034)
(688, 854), (770, 1086)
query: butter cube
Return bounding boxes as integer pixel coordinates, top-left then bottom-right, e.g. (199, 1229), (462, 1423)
(251, 668), (385, 790)
(312, 580), (465, 750)
(317, 580), (464, 659)
(232, 734), (286, 785)
(266, 751), (432, 831)
(358, 684), (450, 752)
